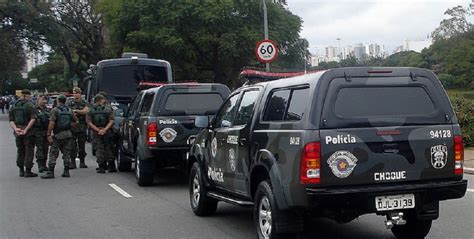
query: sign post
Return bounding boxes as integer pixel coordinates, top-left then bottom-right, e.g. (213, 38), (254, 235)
(255, 40), (278, 64)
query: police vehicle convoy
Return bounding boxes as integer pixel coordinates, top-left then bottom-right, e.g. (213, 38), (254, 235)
(118, 83), (230, 186)
(187, 67), (467, 239)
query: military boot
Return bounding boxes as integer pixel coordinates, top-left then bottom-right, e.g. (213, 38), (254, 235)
(69, 159), (77, 169)
(108, 161), (117, 173)
(41, 165), (55, 179)
(79, 158), (88, 168)
(24, 168), (38, 178)
(38, 163), (48, 173)
(61, 166), (70, 178)
(96, 164), (106, 174)
(19, 167), (25, 177)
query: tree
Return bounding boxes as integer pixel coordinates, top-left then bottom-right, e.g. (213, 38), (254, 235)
(431, 5), (473, 41)
(3, 0), (107, 80)
(98, 0), (308, 87)
(28, 53), (71, 92)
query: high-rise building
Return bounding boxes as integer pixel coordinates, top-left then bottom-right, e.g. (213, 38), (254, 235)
(325, 46), (338, 62)
(353, 43), (367, 60)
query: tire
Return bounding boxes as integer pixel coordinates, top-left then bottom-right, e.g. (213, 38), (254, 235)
(117, 148), (132, 172)
(189, 162), (218, 216)
(254, 180), (283, 239)
(391, 213), (432, 239)
(135, 154), (154, 186)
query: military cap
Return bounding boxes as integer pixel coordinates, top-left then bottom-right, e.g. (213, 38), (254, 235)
(21, 89), (31, 95)
(73, 87), (82, 94)
(94, 94), (105, 102)
(57, 94), (67, 101)
(98, 91), (108, 97)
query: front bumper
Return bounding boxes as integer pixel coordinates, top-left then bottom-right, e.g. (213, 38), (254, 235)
(305, 180), (467, 215)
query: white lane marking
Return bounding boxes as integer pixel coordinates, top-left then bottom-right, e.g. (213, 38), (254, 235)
(467, 189), (474, 193)
(109, 183), (133, 198)
(464, 167), (474, 172)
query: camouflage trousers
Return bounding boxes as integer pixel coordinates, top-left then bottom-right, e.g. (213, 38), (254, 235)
(94, 133), (114, 165)
(70, 130), (87, 161)
(34, 130), (49, 167)
(15, 133), (35, 169)
(48, 137), (72, 167)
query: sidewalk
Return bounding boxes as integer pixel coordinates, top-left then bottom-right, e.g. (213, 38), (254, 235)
(465, 149), (474, 174)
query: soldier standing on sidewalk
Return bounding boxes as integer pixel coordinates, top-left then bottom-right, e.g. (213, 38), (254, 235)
(87, 94), (115, 173)
(68, 87), (89, 169)
(41, 95), (77, 179)
(8, 89), (37, 178)
(33, 95), (50, 173)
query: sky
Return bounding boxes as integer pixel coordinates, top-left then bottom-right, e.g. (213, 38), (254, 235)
(286, 0), (473, 54)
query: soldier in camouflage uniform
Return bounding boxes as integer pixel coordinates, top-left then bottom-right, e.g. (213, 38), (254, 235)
(33, 95), (50, 173)
(8, 89), (37, 177)
(87, 94), (115, 173)
(41, 95), (77, 179)
(68, 87), (89, 169)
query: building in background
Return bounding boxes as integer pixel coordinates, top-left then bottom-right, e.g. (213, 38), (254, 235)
(353, 43), (367, 60)
(393, 38), (432, 54)
(325, 46), (338, 62)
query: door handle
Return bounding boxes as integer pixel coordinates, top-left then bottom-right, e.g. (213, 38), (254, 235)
(239, 138), (247, 145)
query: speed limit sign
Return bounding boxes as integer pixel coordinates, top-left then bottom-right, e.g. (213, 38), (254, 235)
(255, 40), (278, 63)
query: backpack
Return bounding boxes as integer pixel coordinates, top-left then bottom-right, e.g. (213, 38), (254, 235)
(55, 106), (72, 131)
(13, 100), (28, 126)
(91, 105), (109, 127)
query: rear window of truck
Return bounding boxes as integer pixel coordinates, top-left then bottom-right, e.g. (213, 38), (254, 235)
(320, 76), (452, 128)
(163, 93), (223, 115)
(334, 87), (436, 118)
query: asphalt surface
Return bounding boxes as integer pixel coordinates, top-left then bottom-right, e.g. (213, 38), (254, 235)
(0, 113), (473, 239)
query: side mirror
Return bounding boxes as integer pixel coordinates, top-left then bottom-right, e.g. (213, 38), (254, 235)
(221, 120), (231, 128)
(195, 116), (209, 128)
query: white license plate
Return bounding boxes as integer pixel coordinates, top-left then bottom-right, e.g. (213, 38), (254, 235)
(375, 194), (415, 211)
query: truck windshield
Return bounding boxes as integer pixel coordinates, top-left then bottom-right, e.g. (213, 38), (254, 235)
(163, 93), (224, 115)
(100, 65), (168, 96)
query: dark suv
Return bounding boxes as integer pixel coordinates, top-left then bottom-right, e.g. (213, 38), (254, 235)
(187, 67), (467, 239)
(118, 84), (230, 186)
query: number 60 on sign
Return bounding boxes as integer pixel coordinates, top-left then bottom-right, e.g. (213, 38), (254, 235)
(255, 40), (278, 63)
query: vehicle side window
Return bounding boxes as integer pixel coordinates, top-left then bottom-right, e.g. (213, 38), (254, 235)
(234, 90), (260, 126)
(285, 88), (309, 121)
(263, 90), (290, 121)
(263, 87), (309, 122)
(127, 94), (141, 117)
(140, 93), (154, 116)
(213, 93), (240, 128)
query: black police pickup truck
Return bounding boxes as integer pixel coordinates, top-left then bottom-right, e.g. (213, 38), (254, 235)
(118, 83), (230, 186)
(187, 67), (468, 239)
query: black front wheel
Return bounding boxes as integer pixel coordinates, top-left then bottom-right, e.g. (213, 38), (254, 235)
(391, 213), (432, 239)
(189, 162), (218, 216)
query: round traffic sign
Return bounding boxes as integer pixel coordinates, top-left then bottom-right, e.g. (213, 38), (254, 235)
(255, 40), (278, 63)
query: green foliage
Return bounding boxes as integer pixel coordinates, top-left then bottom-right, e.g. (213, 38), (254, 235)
(28, 54), (71, 92)
(98, 0), (308, 86)
(449, 95), (474, 146)
(382, 51), (429, 68)
(431, 5), (473, 41)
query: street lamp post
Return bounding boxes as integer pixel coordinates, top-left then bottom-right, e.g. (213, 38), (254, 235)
(336, 38), (341, 60)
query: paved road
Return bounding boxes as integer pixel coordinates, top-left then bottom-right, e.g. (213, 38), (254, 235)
(0, 113), (473, 239)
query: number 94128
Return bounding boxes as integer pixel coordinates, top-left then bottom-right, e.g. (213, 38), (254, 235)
(430, 130), (451, 138)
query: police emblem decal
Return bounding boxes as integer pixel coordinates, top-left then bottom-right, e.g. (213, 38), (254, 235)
(228, 149), (236, 172)
(211, 137), (218, 158)
(431, 145), (448, 169)
(327, 151), (358, 178)
(159, 128), (177, 143)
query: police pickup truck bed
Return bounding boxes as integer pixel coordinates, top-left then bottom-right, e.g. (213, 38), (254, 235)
(187, 67), (467, 239)
(118, 83), (230, 186)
